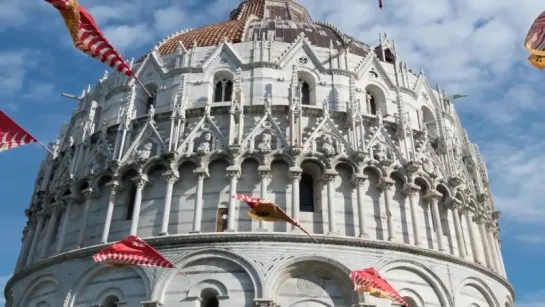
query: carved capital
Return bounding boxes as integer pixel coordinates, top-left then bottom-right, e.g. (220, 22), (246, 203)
(405, 160), (422, 173)
(162, 170), (179, 184)
(376, 177), (395, 191)
(132, 177), (148, 189)
(258, 166), (271, 179)
(477, 193), (489, 202)
(226, 169), (240, 178)
(254, 299), (276, 307)
(449, 175), (464, 188)
(492, 210), (501, 220)
(423, 189), (443, 202)
(351, 174), (368, 187)
(445, 197), (463, 209)
(288, 167), (303, 180)
(106, 180), (121, 195)
(81, 187), (96, 200)
(402, 183), (420, 195)
(193, 168), (210, 180)
(49, 201), (66, 212)
(323, 170), (338, 182)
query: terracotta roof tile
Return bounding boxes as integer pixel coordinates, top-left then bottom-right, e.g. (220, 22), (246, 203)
(157, 20), (246, 55)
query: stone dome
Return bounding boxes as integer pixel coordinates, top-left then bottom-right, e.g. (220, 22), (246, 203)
(152, 0), (369, 58)
(5, 0), (514, 306)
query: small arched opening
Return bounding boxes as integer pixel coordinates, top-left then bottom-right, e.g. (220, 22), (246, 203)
(403, 296), (419, 307)
(213, 71), (234, 103)
(101, 295), (120, 307)
(364, 84), (386, 115)
(384, 48), (396, 64)
(201, 288), (220, 307)
(144, 83), (158, 113)
(421, 106), (437, 138)
(299, 161), (323, 212)
(216, 202), (229, 232)
(297, 71), (316, 106)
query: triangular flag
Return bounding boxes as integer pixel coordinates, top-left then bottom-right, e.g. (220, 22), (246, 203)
(350, 267), (408, 306)
(0, 110), (38, 152)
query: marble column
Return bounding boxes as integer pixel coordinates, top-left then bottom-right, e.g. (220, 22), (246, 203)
(289, 167), (302, 232)
(449, 199), (467, 258)
(475, 214), (493, 269)
(258, 168), (271, 231)
(424, 190), (446, 252)
(377, 178), (395, 242)
(493, 231), (508, 277)
(402, 183), (421, 246)
(324, 170), (338, 235)
(463, 207), (484, 264)
(160, 172), (178, 236)
(56, 196), (75, 253)
(77, 188), (95, 248)
(191, 169), (207, 233)
(101, 181), (120, 243)
(226, 167), (240, 232)
(130, 177), (148, 236)
(15, 224), (35, 272)
(353, 174), (368, 238)
(26, 212), (45, 266)
(41, 203), (62, 258)
(486, 223), (502, 272)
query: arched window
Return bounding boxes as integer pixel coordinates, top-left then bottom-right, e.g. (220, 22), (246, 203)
(213, 79), (233, 102)
(369, 94), (377, 115)
(102, 295), (120, 307)
(300, 79), (310, 105)
(403, 296), (419, 307)
(299, 173), (314, 212)
(216, 207), (228, 232)
(125, 181), (136, 220)
(144, 83), (158, 112)
(420, 106), (437, 138)
(384, 48), (396, 64)
(201, 288), (219, 307)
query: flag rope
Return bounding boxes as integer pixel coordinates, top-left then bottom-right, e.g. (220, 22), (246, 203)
(134, 77), (153, 98)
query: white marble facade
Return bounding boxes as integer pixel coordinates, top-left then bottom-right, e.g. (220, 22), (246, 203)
(5, 3), (513, 306)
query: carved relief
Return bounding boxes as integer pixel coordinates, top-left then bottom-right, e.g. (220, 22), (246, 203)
(257, 132), (272, 153)
(319, 134), (336, 157)
(421, 156), (437, 177)
(373, 142), (393, 164)
(196, 132), (213, 156)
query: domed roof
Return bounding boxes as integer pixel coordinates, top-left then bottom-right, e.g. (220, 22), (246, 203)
(153, 0), (369, 58)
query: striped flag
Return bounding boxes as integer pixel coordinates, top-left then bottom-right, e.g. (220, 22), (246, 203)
(232, 194), (318, 243)
(45, 0), (150, 94)
(0, 110), (38, 152)
(93, 235), (179, 270)
(350, 268), (408, 306)
(525, 11), (545, 57)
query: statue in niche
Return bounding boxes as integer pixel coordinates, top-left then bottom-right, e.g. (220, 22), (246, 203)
(373, 142), (389, 161)
(136, 142), (153, 161)
(257, 133), (272, 152)
(365, 91), (372, 105)
(323, 99), (329, 116)
(148, 104), (155, 122)
(421, 156), (437, 176)
(320, 134), (336, 156)
(196, 132), (212, 156)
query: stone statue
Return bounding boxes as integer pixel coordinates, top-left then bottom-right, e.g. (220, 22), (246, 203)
(320, 134), (336, 156)
(258, 133), (272, 152)
(197, 132), (212, 155)
(422, 156), (437, 176)
(136, 142), (153, 161)
(147, 104), (155, 122)
(373, 142), (388, 161)
(264, 93), (272, 113)
(323, 99), (329, 116)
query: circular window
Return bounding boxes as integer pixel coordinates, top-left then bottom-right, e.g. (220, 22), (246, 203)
(298, 56), (309, 64)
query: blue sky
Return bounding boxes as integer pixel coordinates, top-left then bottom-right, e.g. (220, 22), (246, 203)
(1, 0), (544, 305)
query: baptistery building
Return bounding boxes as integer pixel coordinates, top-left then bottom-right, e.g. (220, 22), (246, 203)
(5, 0), (514, 306)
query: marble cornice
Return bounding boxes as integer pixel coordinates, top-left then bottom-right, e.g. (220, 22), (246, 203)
(5, 233), (514, 299)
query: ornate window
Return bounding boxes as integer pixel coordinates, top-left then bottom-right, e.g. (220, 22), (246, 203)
(299, 173), (315, 212)
(214, 79), (233, 102)
(421, 106), (437, 138)
(144, 83), (158, 113)
(201, 288), (219, 307)
(102, 295), (120, 307)
(369, 94), (377, 114)
(216, 207), (228, 232)
(300, 79), (310, 105)
(126, 182), (136, 220)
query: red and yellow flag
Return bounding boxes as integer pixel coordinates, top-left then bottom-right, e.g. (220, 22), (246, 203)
(0, 111), (38, 152)
(45, 0), (148, 89)
(350, 268), (408, 306)
(232, 194), (318, 242)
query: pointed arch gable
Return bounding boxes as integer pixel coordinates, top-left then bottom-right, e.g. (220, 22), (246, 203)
(152, 248), (264, 300)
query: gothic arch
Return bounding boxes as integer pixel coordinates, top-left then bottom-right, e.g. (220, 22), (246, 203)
(376, 259), (452, 307)
(204, 152), (235, 170)
(89, 172), (114, 191)
(117, 164), (141, 180)
(389, 170), (409, 184)
(455, 277), (499, 307)
(205, 67), (235, 85)
(152, 248), (264, 301)
(235, 153), (265, 168)
(141, 158), (169, 175)
(187, 279), (229, 297)
(398, 288), (425, 307)
(297, 155), (330, 170)
(362, 164), (384, 178)
(65, 262), (151, 307)
(364, 83), (388, 114)
(268, 152), (295, 168)
(175, 156), (201, 169)
(412, 175), (432, 190)
(267, 254), (358, 303)
(331, 156), (359, 174)
(94, 288), (124, 304)
(19, 274), (61, 307)
(436, 183), (452, 198)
